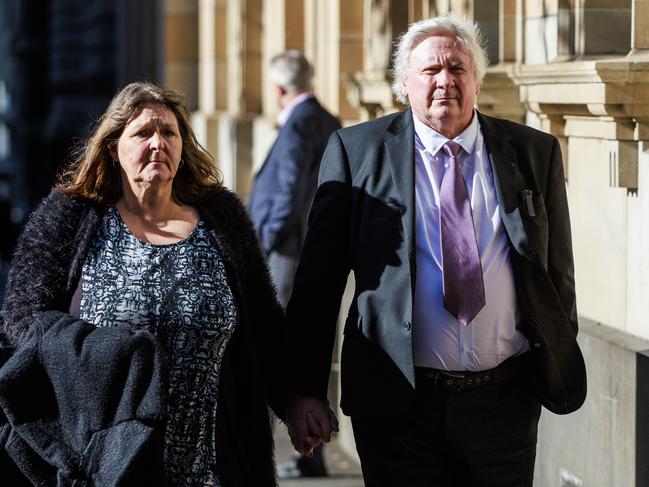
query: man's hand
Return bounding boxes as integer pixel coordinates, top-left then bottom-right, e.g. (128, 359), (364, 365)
(285, 395), (339, 457)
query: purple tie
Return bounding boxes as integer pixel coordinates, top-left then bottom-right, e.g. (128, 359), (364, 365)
(439, 141), (485, 325)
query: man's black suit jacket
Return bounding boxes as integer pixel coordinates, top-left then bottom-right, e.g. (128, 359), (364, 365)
(285, 109), (587, 416)
(248, 97), (341, 257)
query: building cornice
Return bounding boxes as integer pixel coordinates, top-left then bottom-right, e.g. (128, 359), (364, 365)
(508, 55), (649, 121)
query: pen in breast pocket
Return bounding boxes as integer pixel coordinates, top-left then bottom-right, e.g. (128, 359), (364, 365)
(520, 190), (535, 217)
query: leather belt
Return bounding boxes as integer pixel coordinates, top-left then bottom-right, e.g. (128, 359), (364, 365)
(415, 353), (531, 392)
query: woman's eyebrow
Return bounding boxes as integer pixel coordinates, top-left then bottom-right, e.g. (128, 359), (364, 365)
(131, 118), (176, 131)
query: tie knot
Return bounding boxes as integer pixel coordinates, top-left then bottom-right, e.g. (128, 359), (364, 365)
(442, 141), (462, 158)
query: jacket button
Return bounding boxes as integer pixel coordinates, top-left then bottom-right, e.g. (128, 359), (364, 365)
(533, 342), (541, 348)
(403, 321), (412, 331)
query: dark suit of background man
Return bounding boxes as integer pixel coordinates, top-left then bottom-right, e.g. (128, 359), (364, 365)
(284, 14), (587, 487)
(249, 50), (340, 306)
(248, 50), (340, 478)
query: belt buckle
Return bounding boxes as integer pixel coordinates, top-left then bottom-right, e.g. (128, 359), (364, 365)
(443, 371), (466, 392)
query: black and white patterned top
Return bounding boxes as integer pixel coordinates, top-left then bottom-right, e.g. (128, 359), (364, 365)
(79, 206), (236, 486)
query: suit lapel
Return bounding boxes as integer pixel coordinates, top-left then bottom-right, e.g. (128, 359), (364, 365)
(384, 109), (416, 276)
(478, 112), (539, 264)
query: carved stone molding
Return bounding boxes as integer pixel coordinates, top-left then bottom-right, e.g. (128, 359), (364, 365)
(508, 55), (649, 125)
(344, 69), (403, 120)
(477, 63), (525, 124)
(508, 55), (649, 189)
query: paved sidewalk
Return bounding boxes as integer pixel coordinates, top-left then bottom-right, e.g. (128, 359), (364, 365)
(275, 425), (364, 487)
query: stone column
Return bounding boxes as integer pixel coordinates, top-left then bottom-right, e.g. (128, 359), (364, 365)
(225, 0), (262, 195)
(521, 0), (626, 64)
(227, 0), (262, 116)
(343, 0), (409, 121)
(254, 0), (307, 177)
(261, 0), (304, 117)
(408, 0), (437, 21)
(632, 0), (649, 52)
(477, 0), (525, 124)
(363, 0), (407, 73)
(193, 0), (263, 195)
(557, 0), (575, 60)
(305, 0), (363, 121)
(164, 0), (198, 110)
(192, 0), (226, 167)
(523, 0), (559, 64)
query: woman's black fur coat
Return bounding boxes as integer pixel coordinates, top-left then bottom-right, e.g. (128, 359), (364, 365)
(2, 188), (287, 487)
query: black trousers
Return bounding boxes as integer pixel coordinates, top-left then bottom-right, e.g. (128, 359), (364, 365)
(351, 373), (541, 487)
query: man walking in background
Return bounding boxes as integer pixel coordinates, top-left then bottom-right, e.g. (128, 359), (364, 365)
(284, 14), (586, 487)
(248, 49), (340, 478)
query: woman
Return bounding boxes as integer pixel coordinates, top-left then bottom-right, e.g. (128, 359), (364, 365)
(1, 82), (286, 486)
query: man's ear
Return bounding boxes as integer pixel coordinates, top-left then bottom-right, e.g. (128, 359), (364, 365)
(401, 77), (408, 98)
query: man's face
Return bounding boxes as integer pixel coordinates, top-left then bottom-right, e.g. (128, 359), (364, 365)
(401, 34), (479, 138)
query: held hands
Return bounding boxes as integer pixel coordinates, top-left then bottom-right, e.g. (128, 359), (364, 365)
(285, 396), (339, 457)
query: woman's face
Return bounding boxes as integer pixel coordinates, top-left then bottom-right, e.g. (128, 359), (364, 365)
(113, 103), (183, 190)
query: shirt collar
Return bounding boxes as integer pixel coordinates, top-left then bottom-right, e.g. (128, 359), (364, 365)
(276, 92), (314, 127)
(412, 110), (479, 157)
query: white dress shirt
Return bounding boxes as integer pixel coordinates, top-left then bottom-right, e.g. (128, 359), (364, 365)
(412, 111), (529, 371)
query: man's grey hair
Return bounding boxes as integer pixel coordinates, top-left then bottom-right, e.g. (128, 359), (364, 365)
(391, 14), (488, 105)
(270, 50), (313, 93)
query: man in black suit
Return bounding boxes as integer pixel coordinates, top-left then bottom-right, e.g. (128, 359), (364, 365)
(284, 14), (586, 487)
(248, 50), (340, 477)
